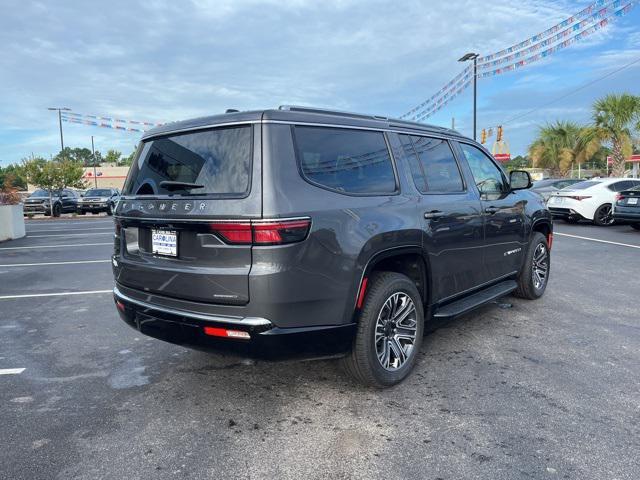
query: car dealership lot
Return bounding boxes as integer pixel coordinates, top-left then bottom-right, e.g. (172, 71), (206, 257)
(1, 217), (639, 480)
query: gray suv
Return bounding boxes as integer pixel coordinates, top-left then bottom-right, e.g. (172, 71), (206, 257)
(112, 106), (552, 387)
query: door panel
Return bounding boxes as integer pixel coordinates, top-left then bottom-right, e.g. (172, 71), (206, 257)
(398, 134), (484, 301)
(455, 142), (527, 281)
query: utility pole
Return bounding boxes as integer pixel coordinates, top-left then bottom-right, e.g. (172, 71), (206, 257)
(91, 135), (98, 188)
(451, 117), (455, 130)
(47, 107), (71, 160)
(458, 53), (479, 141)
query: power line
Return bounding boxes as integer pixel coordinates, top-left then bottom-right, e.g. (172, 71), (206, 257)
(502, 55), (640, 125)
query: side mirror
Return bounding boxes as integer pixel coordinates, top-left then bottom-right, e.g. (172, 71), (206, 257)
(510, 170), (532, 190)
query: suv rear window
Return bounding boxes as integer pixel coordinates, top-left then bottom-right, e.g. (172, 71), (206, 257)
(293, 126), (396, 194)
(123, 125), (252, 197)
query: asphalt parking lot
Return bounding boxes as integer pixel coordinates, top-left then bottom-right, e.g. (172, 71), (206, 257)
(1, 216), (639, 480)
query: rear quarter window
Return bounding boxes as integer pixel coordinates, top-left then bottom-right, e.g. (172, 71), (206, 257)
(293, 126), (397, 195)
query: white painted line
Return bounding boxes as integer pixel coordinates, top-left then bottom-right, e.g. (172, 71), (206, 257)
(0, 290), (112, 300)
(27, 232), (113, 238)
(0, 368), (26, 375)
(555, 232), (640, 250)
(0, 260), (110, 267)
(26, 227), (114, 233)
(0, 243), (112, 251)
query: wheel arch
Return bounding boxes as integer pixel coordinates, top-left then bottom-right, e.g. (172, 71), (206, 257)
(352, 246), (431, 322)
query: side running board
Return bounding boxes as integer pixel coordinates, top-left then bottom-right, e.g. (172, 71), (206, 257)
(433, 280), (517, 319)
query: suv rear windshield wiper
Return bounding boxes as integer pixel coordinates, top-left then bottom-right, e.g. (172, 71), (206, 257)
(159, 181), (205, 191)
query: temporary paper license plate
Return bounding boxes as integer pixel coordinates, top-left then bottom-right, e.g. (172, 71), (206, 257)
(152, 230), (177, 256)
(628, 197), (638, 205)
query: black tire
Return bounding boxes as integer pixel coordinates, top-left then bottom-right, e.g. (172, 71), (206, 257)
(593, 204), (614, 226)
(52, 203), (62, 217)
(514, 232), (550, 300)
(341, 272), (424, 388)
(631, 223), (640, 231)
(106, 203), (114, 216)
(564, 216), (579, 224)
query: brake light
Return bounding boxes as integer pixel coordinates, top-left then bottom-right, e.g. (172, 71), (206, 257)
(615, 193), (624, 202)
(209, 222), (252, 244)
(114, 219), (122, 237)
(547, 233), (553, 250)
(566, 196), (591, 201)
(210, 218), (311, 245)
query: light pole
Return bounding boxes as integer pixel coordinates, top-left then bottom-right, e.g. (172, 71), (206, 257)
(47, 107), (71, 159)
(91, 135), (98, 188)
(458, 53), (479, 141)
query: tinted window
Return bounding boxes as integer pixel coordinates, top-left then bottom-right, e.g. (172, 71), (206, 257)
(568, 181), (601, 190)
(459, 143), (507, 194)
(123, 125), (252, 196)
(608, 180), (639, 192)
(86, 189), (113, 196)
(533, 179), (556, 188)
(400, 135), (463, 193)
(294, 126), (396, 194)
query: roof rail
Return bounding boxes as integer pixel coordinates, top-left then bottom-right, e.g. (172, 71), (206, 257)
(278, 105), (389, 121)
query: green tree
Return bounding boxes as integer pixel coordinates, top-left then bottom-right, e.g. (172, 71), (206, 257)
(55, 147), (102, 167)
(119, 149), (137, 166)
(104, 149), (122, 165)
(592, 93), (640, 177)
(0, 163), (28, 190)
(528, 121), (599, 177)
(23, 157), (86, 211)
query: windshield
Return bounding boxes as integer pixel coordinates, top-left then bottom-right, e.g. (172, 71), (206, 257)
(123, 125), (252, 197)
(85, 189), (112, 196)
(30, 189), (57, 198)
(563, 180), (601, 190)
(533, 179), (556, 188)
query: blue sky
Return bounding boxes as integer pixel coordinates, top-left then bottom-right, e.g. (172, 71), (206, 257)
(1, 0), (639, 166)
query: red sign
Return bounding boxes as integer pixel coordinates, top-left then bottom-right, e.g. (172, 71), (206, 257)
(493, 153), (511, 163)
(607, 154), (640, 165)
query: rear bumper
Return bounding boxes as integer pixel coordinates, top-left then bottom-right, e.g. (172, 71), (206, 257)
(613, 207), (640, 223)
(113, 285), (356, 360)
(548, 207), (580, 219)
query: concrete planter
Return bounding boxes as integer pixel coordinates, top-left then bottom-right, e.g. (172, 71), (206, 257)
(0, 204), (26, 241)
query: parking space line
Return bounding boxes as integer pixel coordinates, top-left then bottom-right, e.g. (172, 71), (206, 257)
(0, 243), (112, 251)
(555, 232), (640, 249)
(0, 368), (25, 375)
(0, 260), (110, 267)
(0, 290), (112, 300)
(27, 227), (113, 236)
(27, 233), (113, 238)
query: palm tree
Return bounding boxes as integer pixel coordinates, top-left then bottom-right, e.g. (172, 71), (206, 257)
(592, 94), (640, 177)
(529, 121), (599, 176)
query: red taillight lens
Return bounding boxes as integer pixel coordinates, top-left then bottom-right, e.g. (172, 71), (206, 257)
(114, 219), (122, 237)
(252, 220), (311, 245)
(615, 193), (624, 202)
(209, 222), (252, 244)
(567, 195), (591, 201)
(210, 219), (311, 245)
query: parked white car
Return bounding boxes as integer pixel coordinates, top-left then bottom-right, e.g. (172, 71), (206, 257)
(547, 178), (640, 226)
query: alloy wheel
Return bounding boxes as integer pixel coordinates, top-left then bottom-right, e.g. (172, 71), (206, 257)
(531, 243), (548, 290)
(375, 292), (417, 371)
(597, 205), (614, 225)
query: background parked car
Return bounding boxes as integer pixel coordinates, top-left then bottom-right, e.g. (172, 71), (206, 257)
(547, 178), (640, 226)
(531, 178), (585, 201)
(76, 188), (120, 215)
(22, 189), (80, 217)
(613, 184), (640, 230)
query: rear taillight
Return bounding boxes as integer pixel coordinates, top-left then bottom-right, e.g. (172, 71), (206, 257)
(114, 219), (122, 237)
(567, 196), (591, 201)
(615, 193), (624, 202)
(210, 218), (311, 245)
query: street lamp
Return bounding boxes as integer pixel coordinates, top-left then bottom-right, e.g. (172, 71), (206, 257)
(458, 52), (479, 141)
(47, 107), (71, 159)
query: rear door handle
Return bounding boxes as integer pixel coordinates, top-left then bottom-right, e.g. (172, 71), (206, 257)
(484, 206), (499, 215)
(424, 210), (445, 219)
